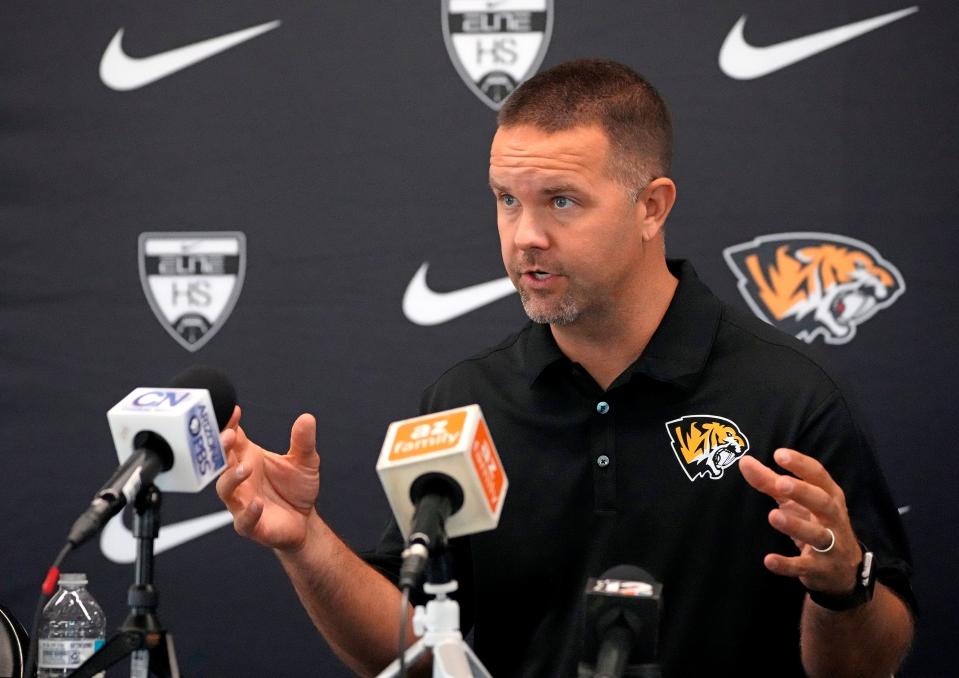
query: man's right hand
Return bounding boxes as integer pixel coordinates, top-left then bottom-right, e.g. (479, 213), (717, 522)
(216, 406), (321, 552)
(216, 406), (421, 675)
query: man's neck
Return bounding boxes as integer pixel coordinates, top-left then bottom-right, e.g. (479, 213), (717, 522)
(550, 258), (678, 391)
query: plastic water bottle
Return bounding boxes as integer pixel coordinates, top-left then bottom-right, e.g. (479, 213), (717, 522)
(37, 572), (106, 677)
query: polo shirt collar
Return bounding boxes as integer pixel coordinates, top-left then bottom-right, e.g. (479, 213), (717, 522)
(523, 259), (722, 389)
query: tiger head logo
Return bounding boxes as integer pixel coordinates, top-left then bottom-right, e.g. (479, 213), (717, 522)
(723, 233), (905, 344)
(666, 415), (750, 482)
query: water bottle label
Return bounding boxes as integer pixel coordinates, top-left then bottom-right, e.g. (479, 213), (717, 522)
(131, 649), (150, 678)
(38, 638), (99, 668)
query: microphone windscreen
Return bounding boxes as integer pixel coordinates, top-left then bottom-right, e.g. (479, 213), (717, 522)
(584, 564), (662, 666)
(171, 366), (237, 430)
(599, 565), (656, 584)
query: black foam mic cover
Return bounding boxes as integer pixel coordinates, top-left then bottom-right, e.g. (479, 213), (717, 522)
(171, 365), (237, 430)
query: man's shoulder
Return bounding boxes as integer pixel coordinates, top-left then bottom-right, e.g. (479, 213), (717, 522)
(713, 301), (842, 393)
(419, 323), (534, 410)
(437, 324), (531, 379)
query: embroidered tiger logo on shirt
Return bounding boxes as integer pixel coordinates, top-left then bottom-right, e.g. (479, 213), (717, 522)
(723, 232), (905, 345)
(666, 415), (750, 482)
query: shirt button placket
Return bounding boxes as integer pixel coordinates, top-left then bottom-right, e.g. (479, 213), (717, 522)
(592, 399), (616, 512)
(596, 401), (611, 467)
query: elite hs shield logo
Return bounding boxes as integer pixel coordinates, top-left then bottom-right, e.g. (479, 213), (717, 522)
(666, 415), (750, 482)
(442, 0), (554, 110)
(139, 232), (246, 352)
(723, 232), (905, 345)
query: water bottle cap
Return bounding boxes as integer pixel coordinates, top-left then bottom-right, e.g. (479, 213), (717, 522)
(58, 572), (87, 587)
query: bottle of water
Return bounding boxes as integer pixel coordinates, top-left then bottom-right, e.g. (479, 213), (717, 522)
(37, 572), (106, 677)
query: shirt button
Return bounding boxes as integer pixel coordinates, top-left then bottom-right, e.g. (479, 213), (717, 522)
(596, 401), (610, 414)
(597, 455), (610, 467)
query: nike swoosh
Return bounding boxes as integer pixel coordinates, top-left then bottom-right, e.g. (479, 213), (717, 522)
(719, 7), (918, 80)
(99, 510), (234, 563)
(99, 20), (281, 91)
(402, 263), (516, 326)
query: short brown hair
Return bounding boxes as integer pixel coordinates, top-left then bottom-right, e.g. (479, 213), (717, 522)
(497, 58), (673, 195)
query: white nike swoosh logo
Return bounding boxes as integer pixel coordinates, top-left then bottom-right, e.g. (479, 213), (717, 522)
(719, 7), (918, 80)
(99, 510), (234, 563)
(402, 263), (516, 326)
(100, 20), (281, 91)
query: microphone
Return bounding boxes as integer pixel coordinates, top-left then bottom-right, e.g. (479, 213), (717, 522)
(582, 565), (662, 678)
(375, 405), (508, 588)
(66, 366), (236, 547)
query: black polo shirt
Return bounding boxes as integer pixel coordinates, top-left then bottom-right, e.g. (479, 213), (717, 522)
(365, 260), (913, 677)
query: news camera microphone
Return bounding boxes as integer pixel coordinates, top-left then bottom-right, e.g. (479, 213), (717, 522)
(66, 366), (236, 547)
(583, 565), (662, 678)
(376, 405), (508, 589)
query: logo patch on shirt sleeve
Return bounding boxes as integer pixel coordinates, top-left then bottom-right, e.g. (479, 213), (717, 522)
(665, 415), (750, 482)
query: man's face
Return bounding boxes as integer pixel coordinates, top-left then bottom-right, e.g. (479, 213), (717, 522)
(489, 124), (645, 326)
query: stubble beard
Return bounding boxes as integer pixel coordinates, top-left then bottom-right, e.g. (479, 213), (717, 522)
(511, 253), (593, 326)
(517, 282), (582, 326)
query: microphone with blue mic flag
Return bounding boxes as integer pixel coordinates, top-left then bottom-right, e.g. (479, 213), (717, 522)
(66, 366), (236, 547)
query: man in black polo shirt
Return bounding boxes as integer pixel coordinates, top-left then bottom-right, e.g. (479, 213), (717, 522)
(216, 59), (914, 676)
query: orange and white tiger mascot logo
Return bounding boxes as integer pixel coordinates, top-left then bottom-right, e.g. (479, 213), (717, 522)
(723, 233), (905, 344)
(666, 415), (750, 482)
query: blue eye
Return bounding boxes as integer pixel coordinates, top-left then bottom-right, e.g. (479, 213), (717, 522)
(553, 196), (573, 209)
(501, 194), (517, 207)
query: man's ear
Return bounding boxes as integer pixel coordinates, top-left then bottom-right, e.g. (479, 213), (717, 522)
(637, 177), (677, 241)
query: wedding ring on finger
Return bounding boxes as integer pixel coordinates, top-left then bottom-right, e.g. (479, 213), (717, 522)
(812, 527), (836, 553)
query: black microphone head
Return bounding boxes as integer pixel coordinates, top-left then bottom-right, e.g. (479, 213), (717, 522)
(409, 472), (466, 514)
(171, 366), (237, 430)
(583, 564), (662, 666)
(599, 565), (657, 585)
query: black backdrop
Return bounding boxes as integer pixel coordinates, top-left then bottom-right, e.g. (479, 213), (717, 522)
(2, 2), (956, 676)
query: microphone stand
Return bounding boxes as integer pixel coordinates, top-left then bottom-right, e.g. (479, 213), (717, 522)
(577, 664), (662, 678)
(376, 552), (491, 678)
(578, 636), (662, 678)
(68, 484), (182, 678)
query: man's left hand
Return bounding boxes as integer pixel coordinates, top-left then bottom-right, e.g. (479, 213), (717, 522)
(739, 448), (861, 596)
